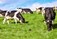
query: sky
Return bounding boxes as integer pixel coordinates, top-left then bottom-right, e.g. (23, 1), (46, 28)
(0, 0), (57, 11)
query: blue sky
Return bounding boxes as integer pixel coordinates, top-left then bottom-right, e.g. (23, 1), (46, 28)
(0, 0), (57, 10)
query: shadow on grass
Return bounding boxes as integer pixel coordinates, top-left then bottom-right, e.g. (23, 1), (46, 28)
(11, 21), (29, 24)
(53, 23), (57, 29)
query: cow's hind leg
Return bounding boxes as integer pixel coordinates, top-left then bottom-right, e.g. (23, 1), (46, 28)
(3, 18), (7, 24)
(14, 18), (17, 24)
(7, 20), (9, 24)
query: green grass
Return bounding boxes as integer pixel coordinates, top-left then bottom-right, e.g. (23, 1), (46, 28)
(0, 12), (57, 39)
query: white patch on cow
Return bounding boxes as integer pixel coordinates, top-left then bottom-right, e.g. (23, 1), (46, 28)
(42, 8), (45, 16)
(36, 9), (40, 14)
(52, 21), (54, 24)
(17, 9), (22, 13)
(36, 8), (40, 14)
(23, 11), (26, 14)
(6, 16), (13, 19)
(47, 20), (49, 22)
(28, 12), (30, 14)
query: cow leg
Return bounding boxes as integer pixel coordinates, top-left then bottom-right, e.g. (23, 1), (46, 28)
(7, 20), (9, 24)
(52, 21), (54, 24)
(48, 26), (53, 31)
(3, 18), (9, 24)
(19, 18), (25, 23)
(47, 22), (52, 31)
(48, 25), (52, 31)
(42, 12), (43, 16)
(20, 20), (23, 23)
(51, 21), (53, 30)
(3, 18), (7, 24)
(14, 18), (17, 24)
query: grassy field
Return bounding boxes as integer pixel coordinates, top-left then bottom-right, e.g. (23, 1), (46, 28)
(0, 11), (57, 39)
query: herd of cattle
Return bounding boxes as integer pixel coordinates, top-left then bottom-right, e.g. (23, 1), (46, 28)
(0, 7), (56, 31)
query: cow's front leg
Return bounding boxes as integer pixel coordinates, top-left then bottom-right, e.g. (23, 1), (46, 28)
(20, 20), (23, 23)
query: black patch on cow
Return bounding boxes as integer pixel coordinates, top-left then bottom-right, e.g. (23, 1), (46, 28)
(22, 9), (33, 14)
(18, 8), (33, 14)
(0, 11), (6, 16)
(16, 13), (25, 23)
(7, 12), (15, 17)
(6, 10), (17, 17)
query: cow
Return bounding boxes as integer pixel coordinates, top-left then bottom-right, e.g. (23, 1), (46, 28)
(38, 7), (42, 12)
(36, 8), (41, 14)
(38, 7), (45, 16)
(44, 7), (56, 31)
(3, 9), (25, 24)
(36, 7), (45, 16)
(18, 8), (33, 14)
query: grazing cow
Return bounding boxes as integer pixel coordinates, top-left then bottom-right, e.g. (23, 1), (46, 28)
(36, 8), (40, 14)
(0, 10), (7, 17)
(3, 9), (25, 24)
(36, 7), (43, 13)
(53, 6), (57, 11)
(38, 7), (45, 16)
(36, 7), (45, 16)
(44, 7), (56, 31)
(18, 8), (33, 14)
(38, 7), (42, 12)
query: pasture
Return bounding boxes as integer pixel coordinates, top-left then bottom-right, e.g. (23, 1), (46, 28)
(0, 11), (57, 39)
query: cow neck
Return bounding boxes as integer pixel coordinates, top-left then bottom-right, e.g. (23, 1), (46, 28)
(14, 10), (20, 17)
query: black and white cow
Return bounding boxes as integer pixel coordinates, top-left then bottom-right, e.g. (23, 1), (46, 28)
(36, 7), (45, 16)
(3, 9), (25, 24)
(44, 7), (56, 31)
(18, 8), (33, 14)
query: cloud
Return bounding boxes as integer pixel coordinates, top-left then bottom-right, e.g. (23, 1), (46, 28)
(42, 1), (57, 7)
(0, 0), (8, 4)
(24, 1), (57, 11)
(0, 0), (29, 10)
(0, 0), (5, 4)
(0, 0), (57, 11)
(0, 3), (19, 10)
(21, 3), (42, 11)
